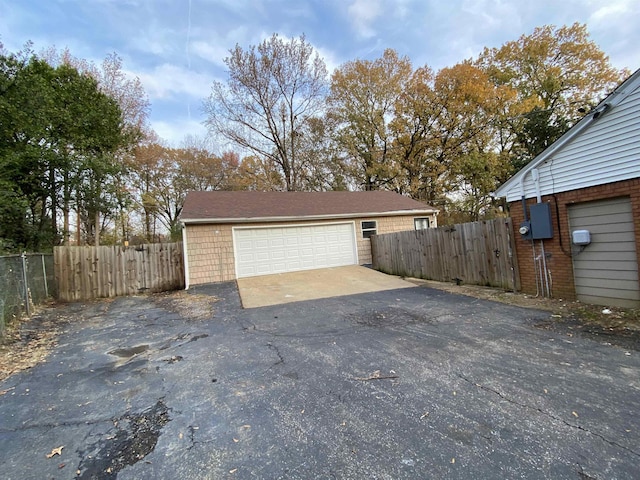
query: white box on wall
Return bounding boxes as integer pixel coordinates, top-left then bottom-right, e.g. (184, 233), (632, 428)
(572, 230), (591, 246)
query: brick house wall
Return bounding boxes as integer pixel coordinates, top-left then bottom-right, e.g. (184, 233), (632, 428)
(184, 215), (429, 286)
(508, 177), (640, 299)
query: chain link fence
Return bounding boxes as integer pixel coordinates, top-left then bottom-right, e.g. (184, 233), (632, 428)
(0, 253), (55, 336)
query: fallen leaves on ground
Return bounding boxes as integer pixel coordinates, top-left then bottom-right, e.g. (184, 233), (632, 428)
(0, 306), (62, 383)
(412, 279), (640, 346)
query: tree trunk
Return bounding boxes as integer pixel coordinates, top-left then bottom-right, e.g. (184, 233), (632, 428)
(94, 210), (100, 246)
(76, 209), (81, 246)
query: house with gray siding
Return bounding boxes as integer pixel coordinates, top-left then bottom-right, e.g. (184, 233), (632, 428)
(493, 68), (640, 308)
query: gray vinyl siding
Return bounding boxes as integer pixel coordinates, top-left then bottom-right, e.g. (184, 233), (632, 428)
(568, 197), (640, 308)
(499, 83), (640, 203)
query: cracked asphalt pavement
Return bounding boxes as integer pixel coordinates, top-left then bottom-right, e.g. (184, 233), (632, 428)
(0, 282), (638, 479)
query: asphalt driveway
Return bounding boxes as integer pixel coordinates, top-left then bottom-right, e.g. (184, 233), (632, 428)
(0, 283), (638, 479)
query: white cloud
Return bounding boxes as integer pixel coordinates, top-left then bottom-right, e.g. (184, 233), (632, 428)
(190, 40), (229, 67)
(152, 118), (209, 147)
(589, 0), (632, 22)
(347, 0), (382, 38)
(314, 45), (343, 74)
(136, 63), (213, 100)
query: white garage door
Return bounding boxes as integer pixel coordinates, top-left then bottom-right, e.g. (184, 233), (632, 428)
(234, 223), (358, 278)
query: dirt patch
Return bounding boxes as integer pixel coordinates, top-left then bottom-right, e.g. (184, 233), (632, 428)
(154, 290), (218, 320)
(410, 278), (640, 350)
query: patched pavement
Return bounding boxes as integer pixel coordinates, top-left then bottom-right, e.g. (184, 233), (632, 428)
(1, 283), (639, 479)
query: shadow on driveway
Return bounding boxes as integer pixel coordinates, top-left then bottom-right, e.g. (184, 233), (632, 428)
(0, 282), (638, 479)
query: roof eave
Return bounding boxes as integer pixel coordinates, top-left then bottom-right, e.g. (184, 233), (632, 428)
(493, 113), (598, 198)
(493, 67), (640, 199)
(181, 209), (439, 225)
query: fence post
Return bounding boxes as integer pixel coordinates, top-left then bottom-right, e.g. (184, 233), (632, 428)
(21, 252), (30, 316)
(41, 254), (49, 298)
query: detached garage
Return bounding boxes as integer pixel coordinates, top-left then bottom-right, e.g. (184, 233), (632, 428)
(180, 191), (438, 288)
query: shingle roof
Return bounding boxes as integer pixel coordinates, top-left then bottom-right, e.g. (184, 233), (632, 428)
(180, 190), (438, 223)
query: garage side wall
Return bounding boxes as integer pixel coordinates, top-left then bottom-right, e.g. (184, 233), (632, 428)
(508, 177), (640, 301)
(356, 216), (417, 265)
(184, 215), (423, 286)
(184, 224), (235, 285)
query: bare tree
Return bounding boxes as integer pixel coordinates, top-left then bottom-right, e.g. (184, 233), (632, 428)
(204, 34), (328, 191)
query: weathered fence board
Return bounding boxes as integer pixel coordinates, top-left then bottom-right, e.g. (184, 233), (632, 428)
(54, 242), (185, 301)
(371, 218), (520, 290)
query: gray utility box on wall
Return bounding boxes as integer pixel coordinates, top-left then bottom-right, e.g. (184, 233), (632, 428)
(529, 202), (554, 239)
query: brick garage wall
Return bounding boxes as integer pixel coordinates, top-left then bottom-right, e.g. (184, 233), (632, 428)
(508, 178), (640, 299)
(184, 214), (431, 286)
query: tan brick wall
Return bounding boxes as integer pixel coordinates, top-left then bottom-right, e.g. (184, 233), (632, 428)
(508, 178), (640, 299)
(184, 213), (437, 286)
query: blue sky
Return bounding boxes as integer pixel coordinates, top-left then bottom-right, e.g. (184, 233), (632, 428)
(2, 0), (639, 146)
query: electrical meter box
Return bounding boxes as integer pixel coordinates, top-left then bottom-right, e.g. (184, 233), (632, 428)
(572, 229), (591, 246)
(529, 202), (553, 239)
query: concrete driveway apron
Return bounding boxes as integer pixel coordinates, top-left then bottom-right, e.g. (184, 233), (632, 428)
(236, 265), (415, 308)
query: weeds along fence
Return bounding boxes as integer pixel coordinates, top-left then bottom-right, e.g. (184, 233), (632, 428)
(371, 218), (520, 291)
(0, 253), (55, 335)
(54, 242), (185, 302)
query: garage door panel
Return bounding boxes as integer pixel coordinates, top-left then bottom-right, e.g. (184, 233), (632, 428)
(237, 239), (255, 249)
(254, 239), (269, 249)
(234, 223), (357, 278)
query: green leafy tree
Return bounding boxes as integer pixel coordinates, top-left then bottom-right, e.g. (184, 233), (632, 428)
(0, 45), (128, 250)
(43, 48), (150, 244)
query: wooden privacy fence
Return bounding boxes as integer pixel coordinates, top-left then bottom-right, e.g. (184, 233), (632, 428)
(371, 218), (520, 290)
(54, 242), (185, 301)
